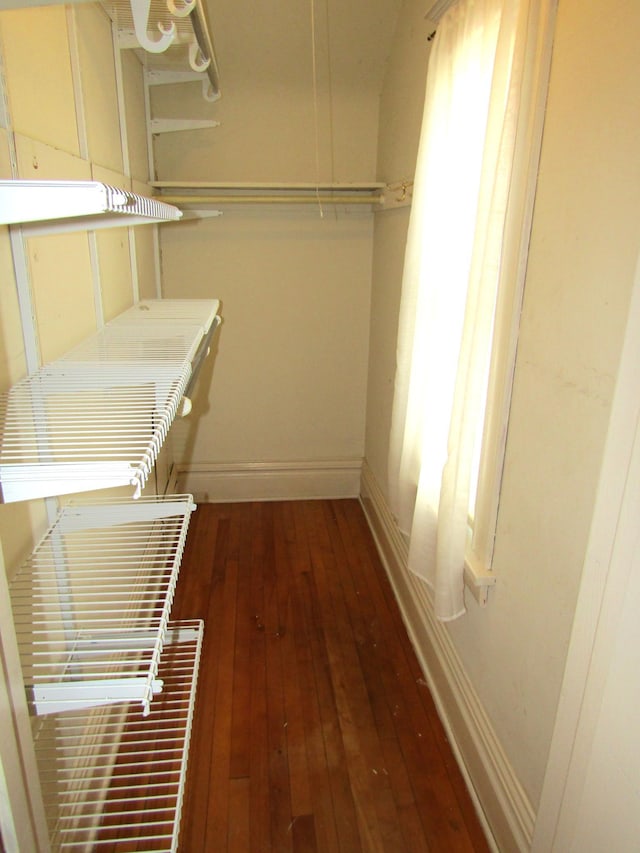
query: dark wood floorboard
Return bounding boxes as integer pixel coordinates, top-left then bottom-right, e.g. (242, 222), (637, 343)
(171, 499), (490, 853)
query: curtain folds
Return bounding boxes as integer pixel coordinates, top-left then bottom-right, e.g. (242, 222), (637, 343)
(388, 0), (533, 620)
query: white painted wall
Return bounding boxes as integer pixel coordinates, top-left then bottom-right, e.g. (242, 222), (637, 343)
(161, 208), (373, 467)
(156, 0), (402, 499)
(570, 567), (640, 850)
(364, 0), (640, 842)
(452, 0), (640, 807)
(152, 0), (402, 183)
(532, 251), (640, 849)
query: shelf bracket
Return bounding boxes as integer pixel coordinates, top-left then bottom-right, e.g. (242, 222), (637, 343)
(146, 68), (221, 103)
(30, 677), (164, 717)
(147, 68), (206, 85)
(151, 118), (220, 134)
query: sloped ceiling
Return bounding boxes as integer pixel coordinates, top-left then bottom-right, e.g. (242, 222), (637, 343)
(206, 0), (403, 94)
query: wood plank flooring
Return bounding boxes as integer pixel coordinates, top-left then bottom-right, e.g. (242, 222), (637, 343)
(171, 499), (490, 852)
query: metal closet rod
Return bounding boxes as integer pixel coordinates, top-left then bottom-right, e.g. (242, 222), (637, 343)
(151, 181), (386, 188)
(152, 182), (388, 206)
(161, 194), (384, 205)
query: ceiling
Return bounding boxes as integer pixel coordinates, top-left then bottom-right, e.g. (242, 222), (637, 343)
(205, 0), (404, 95)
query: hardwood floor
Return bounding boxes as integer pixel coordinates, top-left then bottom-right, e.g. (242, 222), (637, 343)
(171, 499), (490, 852)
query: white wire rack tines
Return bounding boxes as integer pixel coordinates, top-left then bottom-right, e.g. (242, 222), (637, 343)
(10, 495), (196, 717)
(33, 619), (203, 852)
(0, 299), (220, 503)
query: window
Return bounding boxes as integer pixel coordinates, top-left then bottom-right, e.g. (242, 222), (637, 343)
(388, 0), (556, 620)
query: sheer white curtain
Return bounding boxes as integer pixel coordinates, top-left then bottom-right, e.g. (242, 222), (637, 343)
(388, 0), (532, 620)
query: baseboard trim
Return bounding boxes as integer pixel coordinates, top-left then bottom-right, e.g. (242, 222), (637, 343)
(360, 462), (535, 853)
(175, 459), (363, 502)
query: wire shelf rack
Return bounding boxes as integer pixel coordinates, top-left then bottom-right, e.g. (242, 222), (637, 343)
(0, 180), (182, 235)
(0, 299), (219, 503)
(105, 0), (221, 101)
(10, 495), (196, 717)
(33, 619), (203, 852)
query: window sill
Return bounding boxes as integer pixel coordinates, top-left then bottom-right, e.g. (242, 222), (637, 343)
(464, 552), (496, 607)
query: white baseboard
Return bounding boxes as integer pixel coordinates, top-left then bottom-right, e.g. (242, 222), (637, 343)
(359, 462), (535, 853)
(175, 459), (363, 502)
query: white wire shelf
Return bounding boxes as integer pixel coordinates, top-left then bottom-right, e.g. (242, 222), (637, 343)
(10, 495), (196, 717)
(0, 299), (219, 503)
(33, 619), (203, 852)
(106, 0), (221, 103)
(0, 180), (182, 235)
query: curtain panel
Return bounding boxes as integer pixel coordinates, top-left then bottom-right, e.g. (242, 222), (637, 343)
(388, 0), (552, 620)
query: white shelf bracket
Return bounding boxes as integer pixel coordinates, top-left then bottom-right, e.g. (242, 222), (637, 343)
(147, 68), (203, 85)
(131, 0), (176, 54)
(179, 208), (224, 220)
(151, 118), (220, 134)
(146, 68), (221, 103)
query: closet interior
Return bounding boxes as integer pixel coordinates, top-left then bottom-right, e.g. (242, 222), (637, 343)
(4, 1), (634, 851)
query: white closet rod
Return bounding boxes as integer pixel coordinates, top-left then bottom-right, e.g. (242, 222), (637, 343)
(153, 181), (388, 206)
(163, 194), (384, 206)
(152, 181), (385, 189)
